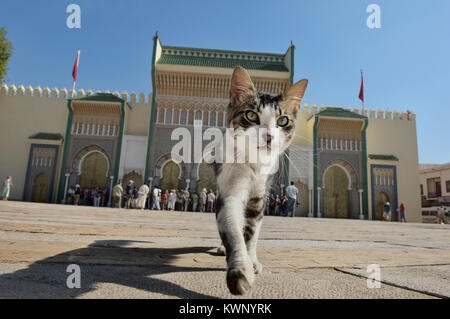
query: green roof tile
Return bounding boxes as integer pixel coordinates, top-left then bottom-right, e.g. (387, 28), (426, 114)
(318, 107), (367, 119)
(157, 55), (288, 72)
(29, 133), (64, 140)
(69, 93), (124, 103)
(368, 154), (399, 161)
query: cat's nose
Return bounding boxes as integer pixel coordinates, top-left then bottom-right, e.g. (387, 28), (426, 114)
(267, 133), (273, 145)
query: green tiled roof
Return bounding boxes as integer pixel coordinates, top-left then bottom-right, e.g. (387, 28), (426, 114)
(157, 45), (289, 72)
(69, 93), (124, 103)
(369, 154), (399, 161)
(318, 107), (367, 119)
(29, 133), (64, 140)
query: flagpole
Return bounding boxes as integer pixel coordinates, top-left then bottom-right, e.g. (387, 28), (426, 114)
(72, 50), (80, 98)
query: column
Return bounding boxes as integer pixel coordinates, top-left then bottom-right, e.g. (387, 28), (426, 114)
(186, 179), (191, 190)
(62, 173), (70, 204)
(358, 189), (364, 219)
(317, 187), (322, 218)
(147, 177), (153, 209)
(308, 188), (313, 217)
(108, 176), (114, 207)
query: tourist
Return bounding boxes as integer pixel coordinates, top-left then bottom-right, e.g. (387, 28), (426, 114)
(207, 190), (216, 213)
(383, 202), (391, 221)
(280, 194), (289, 217)
(182, 189), (190, 212)
(191, 192), (199, 212)
(436, 206), (447, 224)
(399, 203), (406, 223)
(161, 190), (169, 210)
(268, 193), (275, 215)
(136, 184), (149, 210)
(124, 180), (134, 209)
(112, 182), (123, 208)
(168, 189), (176, 211)
(67, 185), (75, 204)
(274, 195), (281, 216)
(151, 186), (161, 210)
(1, 176), (13, 201)
(199, 188), (207, 213)
(285, 181), (298, 217)
(92, 188), (99, 207)
(74, 184), (81, 205)
(131, 187), (138, 208)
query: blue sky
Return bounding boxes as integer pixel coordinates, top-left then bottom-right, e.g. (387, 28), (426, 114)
(1, 0), (449, 164)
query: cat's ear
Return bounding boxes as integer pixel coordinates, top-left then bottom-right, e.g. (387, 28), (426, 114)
(230, 67), (256, 104)
(283, 79), (308, 113)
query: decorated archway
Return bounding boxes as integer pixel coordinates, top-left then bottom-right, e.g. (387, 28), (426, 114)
(323, 165), (349, 218)
(122, 171), (143, 188)
(160, 161), (180, 191)
(79, 152), (108, 189)
(375, 192), (390, 220)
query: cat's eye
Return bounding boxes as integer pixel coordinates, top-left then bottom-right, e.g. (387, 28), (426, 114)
(245, 110), (259, 123)
(277, 116), (289, 127)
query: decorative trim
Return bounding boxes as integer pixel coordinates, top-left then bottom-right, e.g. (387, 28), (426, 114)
(362, 119), (369, 219)
(113, 101), (125, 186)
(57, 100), (73, 202)
(370, 164), (398, 221)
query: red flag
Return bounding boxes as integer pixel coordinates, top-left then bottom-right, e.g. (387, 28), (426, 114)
(359, 70), (364, 103)
(72, 50), (80, 82)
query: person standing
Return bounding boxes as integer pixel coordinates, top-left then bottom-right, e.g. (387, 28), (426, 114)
(199, 188), (207, 213)
(182, 189), (190, 212)
(151, 186), (161, 210)
(124, 180), (134, 209)
(136, 184), (149, 210)
(112, 182), (123, 208)
(1, 176), (13, 201)
(161, 190), (169, 210)
(437, 206), (447, 224)
(207, 190), (216, 213)
(74, 184), (81, 205)
(399, 203), (407, 223)
(383, 202), (391, 221)
(285, 182), (298, 217)
(168, 189), (176, 211)
(192, 192), (199, 212)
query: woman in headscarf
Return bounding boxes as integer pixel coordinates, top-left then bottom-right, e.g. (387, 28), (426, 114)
(1, 176), (13, 201)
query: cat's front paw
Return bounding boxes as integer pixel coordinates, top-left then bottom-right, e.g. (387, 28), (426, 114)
(252, 259), (263, 274)
(226, 261), (255, 295)
(216, 245), (226, 256)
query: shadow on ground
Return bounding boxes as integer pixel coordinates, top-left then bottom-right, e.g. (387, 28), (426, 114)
(0, 240), (222, 298)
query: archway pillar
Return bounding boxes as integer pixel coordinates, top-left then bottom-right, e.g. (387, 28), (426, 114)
(317, 187), (322, 218)
(358, 189), (364, 219)
(62, 173), (70, 204)
(308, 188), (313, 217)
(108, 176), (114, 207)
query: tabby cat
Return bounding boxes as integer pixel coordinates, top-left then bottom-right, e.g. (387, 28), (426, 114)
(214, 67), (308, 295)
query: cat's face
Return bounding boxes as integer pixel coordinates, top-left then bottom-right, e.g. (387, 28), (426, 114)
(227, 67), (308, 155)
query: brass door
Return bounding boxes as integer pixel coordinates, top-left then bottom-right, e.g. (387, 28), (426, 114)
(375, 192), (390, 220)
(32, 173), (49, 203)
(323, 166), (349, 218)
(79, 152), (108, 189)
(160, 161), (180, 191)
(122, 172), (143, 189)
(197, 161), (217, 193)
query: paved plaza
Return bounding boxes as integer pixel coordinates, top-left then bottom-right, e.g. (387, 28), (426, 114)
(0, 201), (449, 299)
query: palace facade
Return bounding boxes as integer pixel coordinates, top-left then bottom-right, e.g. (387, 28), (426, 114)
(0, 35), (422, 222)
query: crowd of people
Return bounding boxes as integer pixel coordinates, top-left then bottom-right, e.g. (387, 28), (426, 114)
(66, 185), (109, 207)
(110, 180), (220, 213)
(266, 182), (299, 217)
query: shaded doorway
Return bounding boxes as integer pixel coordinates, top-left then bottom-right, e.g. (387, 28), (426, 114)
(122, 171), (143, 188)
(323, 166), (349, 218)
(160, 161), (180, 191)
(197, 161), (217, 193)
(375, 192), (390, 221)
(79, 152), (108, 189)
(32, 173), (49, 203)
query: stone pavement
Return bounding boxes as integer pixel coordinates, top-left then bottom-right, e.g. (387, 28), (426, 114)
(0, 201), (449, 299)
